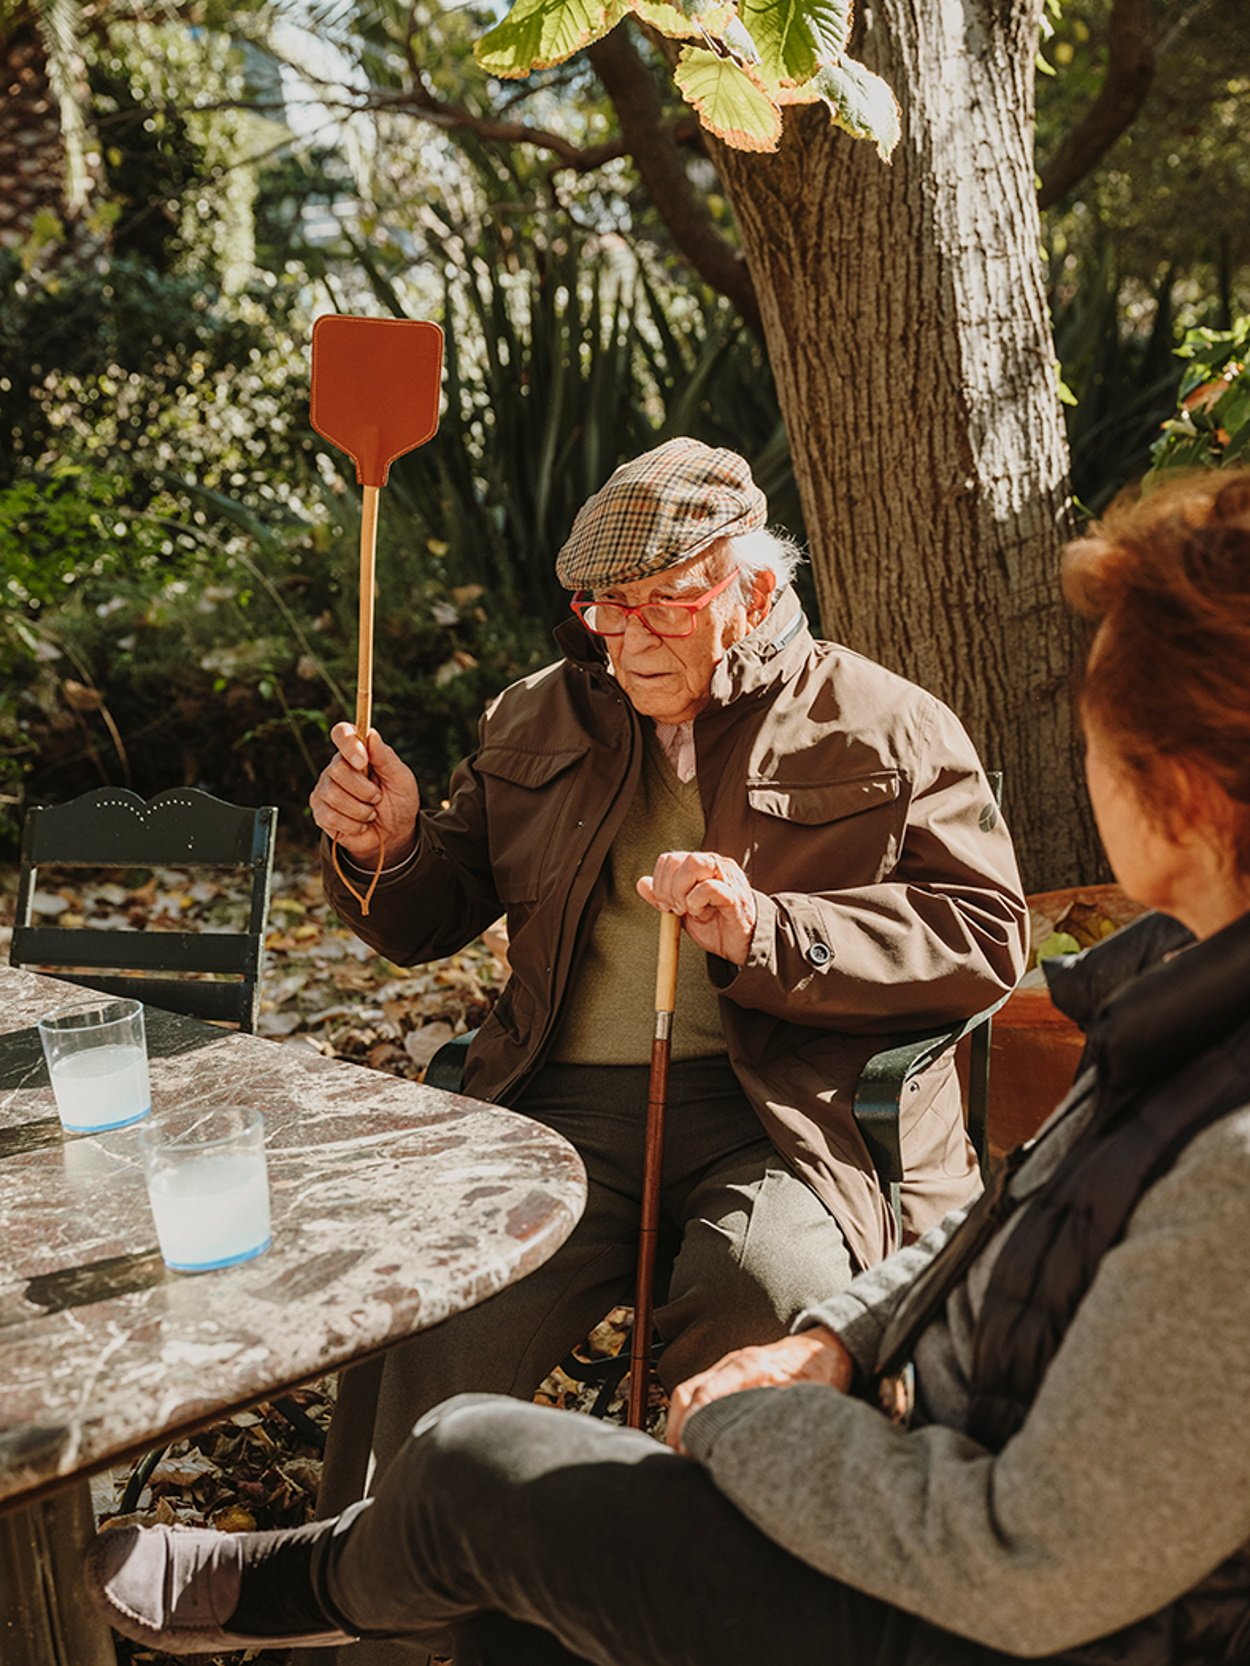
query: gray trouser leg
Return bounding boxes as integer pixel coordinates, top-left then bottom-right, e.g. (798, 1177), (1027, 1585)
(655, 1143), (855, 1389)
(315, 1395), (913, 1666)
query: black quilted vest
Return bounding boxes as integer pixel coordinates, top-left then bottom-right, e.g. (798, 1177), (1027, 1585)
(876, 910), (1250, 1666)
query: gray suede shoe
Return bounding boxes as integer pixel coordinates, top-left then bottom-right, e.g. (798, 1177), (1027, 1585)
(83, 1522), (357, 1653)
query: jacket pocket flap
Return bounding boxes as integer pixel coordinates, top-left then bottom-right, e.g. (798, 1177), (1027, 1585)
(747, 771), (901, 824)
(477, 745), (587, 790)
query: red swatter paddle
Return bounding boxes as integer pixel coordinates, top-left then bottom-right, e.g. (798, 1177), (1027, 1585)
(310, 315), (444, 913)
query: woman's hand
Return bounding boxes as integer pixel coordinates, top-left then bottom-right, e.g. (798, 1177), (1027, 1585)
(637, 850), (757, 965)
(309, 723), (420, 866)
(666, 1327), (854, 1454)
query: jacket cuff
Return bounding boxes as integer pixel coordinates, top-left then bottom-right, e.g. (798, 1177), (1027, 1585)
(336, 840), (420, 881)
(709, 891), (782, 997)
(320, 836), (428, 930)
(682, 1387), (777, 1463)
(794, 1303), (880, 1380)
(712, 890), (839, 1012)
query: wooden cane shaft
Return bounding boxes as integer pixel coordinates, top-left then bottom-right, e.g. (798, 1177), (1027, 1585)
(655, 910), (680, 1013)
(627, 913), (681, 1430)
(628, 1032), (671, 1429)
(355, 484), (380, 739)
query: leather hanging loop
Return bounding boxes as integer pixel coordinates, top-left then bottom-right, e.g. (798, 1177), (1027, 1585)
(331, 833), (386, 918)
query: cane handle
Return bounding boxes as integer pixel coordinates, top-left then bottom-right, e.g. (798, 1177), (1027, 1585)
(655, 911), (681, 1013)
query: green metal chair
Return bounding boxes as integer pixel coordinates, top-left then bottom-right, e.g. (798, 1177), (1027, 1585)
(854, 769), (1006, 1221)
(850, 997), (1003, 1228)
(9, 787), (313, 1496)
(10, 787), (277, 1033)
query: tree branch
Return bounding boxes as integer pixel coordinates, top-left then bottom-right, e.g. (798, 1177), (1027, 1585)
(375, 84), (629, 171)
(1037, 0), (1157, 210)
(586, 26), (761, 332)
(385, 17), (621, 171)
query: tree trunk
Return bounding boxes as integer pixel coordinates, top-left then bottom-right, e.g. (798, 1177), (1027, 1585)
(0, 4), (99, 259)
(0, 9), (66, 249)
(713, 0), (1101, 890)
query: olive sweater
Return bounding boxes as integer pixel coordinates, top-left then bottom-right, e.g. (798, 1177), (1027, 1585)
(548, 735), (724, 1065)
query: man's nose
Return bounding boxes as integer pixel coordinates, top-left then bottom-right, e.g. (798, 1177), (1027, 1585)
(622, 613), (659, 646)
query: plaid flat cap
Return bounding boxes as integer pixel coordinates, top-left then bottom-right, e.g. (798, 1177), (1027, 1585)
(555, 438), (768, 591)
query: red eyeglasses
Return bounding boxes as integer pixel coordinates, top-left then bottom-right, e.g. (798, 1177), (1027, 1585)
(571, 567), (741, 638)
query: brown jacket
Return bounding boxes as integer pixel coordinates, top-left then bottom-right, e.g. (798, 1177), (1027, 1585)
(323, 590), (1028, 1268)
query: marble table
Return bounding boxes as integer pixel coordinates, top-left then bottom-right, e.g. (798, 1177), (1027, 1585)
(0, 965), (586, 1666)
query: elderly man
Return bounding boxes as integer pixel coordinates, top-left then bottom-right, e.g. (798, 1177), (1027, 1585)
(308, 440), (1026, 1596)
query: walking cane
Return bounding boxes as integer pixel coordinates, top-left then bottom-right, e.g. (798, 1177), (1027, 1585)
(627, 909), (681, 1430)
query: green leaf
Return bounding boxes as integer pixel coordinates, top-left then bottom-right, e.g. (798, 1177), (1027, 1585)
(629, 0), (734, 38)
(740, 0), (851, 84)
(789, 54), (900, 158)
(1035, 932), (1081, 963)
(673, 48), (783, 152)
(475, 0), (628, 75)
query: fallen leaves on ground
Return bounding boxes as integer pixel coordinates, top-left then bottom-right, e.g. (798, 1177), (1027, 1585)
(1020, 886), (1146, 982)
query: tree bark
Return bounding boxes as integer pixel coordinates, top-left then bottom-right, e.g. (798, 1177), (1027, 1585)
(0, 5), (101, 260)
(712, 0), (1100, 889)
(0, 11), (68, 250)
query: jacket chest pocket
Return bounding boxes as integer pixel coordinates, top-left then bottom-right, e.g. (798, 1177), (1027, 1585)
(477, 744), (588, 904)
(744, 771), (905, 889)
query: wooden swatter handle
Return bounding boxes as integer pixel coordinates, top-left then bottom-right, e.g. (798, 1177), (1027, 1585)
(355, 483), (380, 739)
(335, 482), (384, 917)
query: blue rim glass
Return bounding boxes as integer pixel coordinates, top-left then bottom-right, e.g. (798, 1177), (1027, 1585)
(61, 1102), (152, 1135)
(161, 1235), (271, 1274)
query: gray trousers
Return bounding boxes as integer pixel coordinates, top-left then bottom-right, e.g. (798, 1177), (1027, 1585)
(316, 1059), (855, 1664)
(312, 1394), (921, 1666)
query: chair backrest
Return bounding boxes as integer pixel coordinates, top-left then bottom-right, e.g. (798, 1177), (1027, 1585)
(10, 787), (276, 1032)
(852, 768), (1008, 1232)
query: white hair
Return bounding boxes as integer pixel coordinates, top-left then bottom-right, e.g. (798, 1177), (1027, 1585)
(726, 528), (805, 601)
(658, 529), (805, 612)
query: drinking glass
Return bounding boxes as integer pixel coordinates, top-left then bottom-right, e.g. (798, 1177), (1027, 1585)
(139, 1106), (271, 1272)
(37, 998), (151, 1133)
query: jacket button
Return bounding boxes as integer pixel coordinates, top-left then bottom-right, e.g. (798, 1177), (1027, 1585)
(806, 942), (832, 967)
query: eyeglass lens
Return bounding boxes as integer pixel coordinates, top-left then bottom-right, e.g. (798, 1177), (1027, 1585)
(580, 603), (694, 636)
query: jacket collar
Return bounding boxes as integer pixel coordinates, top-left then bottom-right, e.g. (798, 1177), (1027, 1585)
(1047, 908), (1250, 1107)
(552, 585), (812, 710)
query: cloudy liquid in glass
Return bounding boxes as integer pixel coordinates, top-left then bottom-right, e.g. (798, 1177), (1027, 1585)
(147, 1150), (271, 1270)
(50, 1043), (150, 1131)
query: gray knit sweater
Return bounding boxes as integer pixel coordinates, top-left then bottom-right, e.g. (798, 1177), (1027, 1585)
(682, 1072), (1250, 1656)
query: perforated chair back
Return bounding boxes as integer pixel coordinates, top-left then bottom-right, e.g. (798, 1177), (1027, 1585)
(11, 787), (276, 1032)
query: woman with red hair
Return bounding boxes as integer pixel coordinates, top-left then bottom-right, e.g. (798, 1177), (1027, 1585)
(86, 473), (1250, 1666)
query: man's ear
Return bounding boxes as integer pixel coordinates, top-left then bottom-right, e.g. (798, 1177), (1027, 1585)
(749, 567), (777, 622)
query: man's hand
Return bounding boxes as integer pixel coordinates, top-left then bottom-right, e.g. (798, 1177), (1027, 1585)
(637, 851), (757, 965)
(666, 1327), (854, 1453)
(309, 723), (420, 866)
